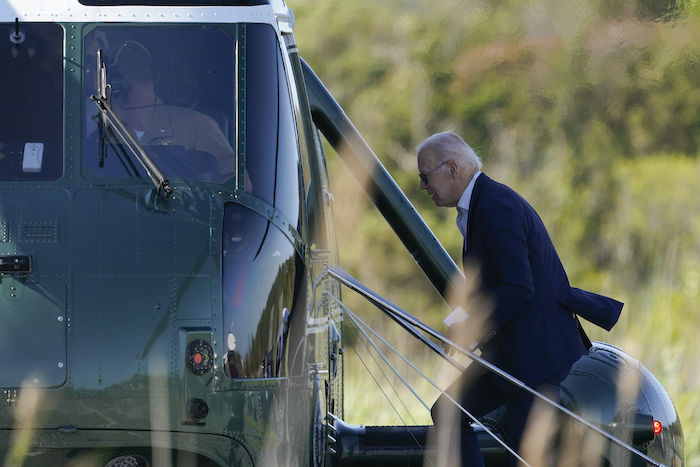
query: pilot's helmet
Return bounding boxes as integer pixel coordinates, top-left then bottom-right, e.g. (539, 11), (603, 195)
(111, 40), (157, 102)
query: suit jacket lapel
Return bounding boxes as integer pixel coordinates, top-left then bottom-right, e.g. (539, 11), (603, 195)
(465, 174), (488, 250)
(462, 173), (488, 267)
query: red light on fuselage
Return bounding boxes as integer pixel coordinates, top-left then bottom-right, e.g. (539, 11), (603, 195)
(653, 420), (663, 434)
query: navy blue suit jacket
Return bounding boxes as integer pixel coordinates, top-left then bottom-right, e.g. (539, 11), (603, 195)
(464, 174), (623, 390)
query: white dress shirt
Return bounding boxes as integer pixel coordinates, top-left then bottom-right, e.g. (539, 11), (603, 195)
(456, 171), (481, 239)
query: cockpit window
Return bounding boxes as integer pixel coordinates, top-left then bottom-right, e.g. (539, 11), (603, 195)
(83, 25), (236, 184)
(241, 24), (301, 230)
(81, 23), (301, 223)
(0, 23), (63, 181)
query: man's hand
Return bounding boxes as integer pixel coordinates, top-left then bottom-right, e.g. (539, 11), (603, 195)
(442, 320), (483, 355)
(443, 320), (470, 355)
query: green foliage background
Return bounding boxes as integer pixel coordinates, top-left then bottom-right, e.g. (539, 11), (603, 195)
(290, 0), (700, 464)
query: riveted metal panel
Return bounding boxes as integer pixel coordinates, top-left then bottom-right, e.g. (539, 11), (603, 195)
(0, 276), (67, 388)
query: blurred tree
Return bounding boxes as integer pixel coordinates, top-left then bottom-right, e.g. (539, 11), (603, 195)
(290, 0), (700, 460)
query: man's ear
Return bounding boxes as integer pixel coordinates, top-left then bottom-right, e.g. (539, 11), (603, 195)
(448, 159), (457, 176)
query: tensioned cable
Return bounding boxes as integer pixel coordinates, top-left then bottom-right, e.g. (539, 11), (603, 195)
(327, 291), (429, 413)
(326, 299), (436, 467)
(325, 265), (668, 467)
(326, 296), (438, 467)
(326, 291), (528, 467)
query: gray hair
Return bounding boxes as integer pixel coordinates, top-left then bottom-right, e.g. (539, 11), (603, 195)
(416, 131), (482, 170)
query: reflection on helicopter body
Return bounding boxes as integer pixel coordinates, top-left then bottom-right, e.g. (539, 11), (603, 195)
(221, 203), (304, 380)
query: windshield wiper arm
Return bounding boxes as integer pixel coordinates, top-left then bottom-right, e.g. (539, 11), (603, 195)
(90, 96), (173, 196)
(90, 49), (173, 196)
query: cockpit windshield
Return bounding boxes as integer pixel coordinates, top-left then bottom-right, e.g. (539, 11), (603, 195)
(83, 25), (237, 184)
(82, 23), (301, 219)
(0, 22), (63, 181)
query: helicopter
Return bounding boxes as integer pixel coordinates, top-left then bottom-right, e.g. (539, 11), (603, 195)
(0, 0), (684, 466)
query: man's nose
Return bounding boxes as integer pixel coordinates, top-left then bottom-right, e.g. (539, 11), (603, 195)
(419, 179), (427, 190)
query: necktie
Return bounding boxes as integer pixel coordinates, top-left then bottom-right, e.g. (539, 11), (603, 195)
(457, 208), (468, 265)
(456, 207), (468, 239)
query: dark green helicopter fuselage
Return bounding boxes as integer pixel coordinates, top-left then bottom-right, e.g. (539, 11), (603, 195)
(0, 7), (343, 466)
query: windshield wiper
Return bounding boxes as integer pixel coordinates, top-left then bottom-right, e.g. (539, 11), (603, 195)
(90, 49), (172, 196)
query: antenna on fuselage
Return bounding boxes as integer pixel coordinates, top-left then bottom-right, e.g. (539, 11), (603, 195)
(10, 18), (24, 45)
(9, 18), (25, 57)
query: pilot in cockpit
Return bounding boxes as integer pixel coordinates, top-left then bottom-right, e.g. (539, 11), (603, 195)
(107, 40), (236, 184)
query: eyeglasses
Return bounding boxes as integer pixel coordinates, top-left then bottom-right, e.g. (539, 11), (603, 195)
(419, 160), (449, 184)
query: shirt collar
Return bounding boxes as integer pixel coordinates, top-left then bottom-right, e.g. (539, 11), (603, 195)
(457, 170), (481, 214)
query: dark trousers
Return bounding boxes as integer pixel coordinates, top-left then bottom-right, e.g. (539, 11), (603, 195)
(431, 363), (563, 467)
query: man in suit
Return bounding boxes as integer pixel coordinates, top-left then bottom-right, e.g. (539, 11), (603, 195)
(417, 131), (623, 466)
